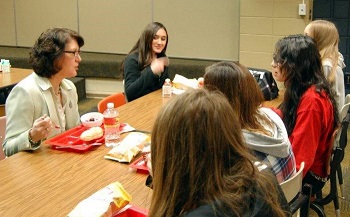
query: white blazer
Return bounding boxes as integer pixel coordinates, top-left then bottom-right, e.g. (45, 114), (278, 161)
(3, 72), (80, 156)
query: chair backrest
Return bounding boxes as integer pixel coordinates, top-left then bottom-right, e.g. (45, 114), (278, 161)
(339, 99), (350, 126)
(0, 116), (6, 160)
(97, 92), (127, 113)
(280, 162), (305, 202)
(0, 104), (5, 117)
(325, 126), (340, 176)
(329, 112), (350, 175)
(334, 100), (350, 150)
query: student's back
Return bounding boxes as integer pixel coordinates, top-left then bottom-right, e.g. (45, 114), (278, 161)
(204, 61), (296, 183)
(271, 34), (339, 194)
(148, 89), (290, 217)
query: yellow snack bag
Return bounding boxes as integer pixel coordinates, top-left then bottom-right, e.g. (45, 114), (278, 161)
(68, 182), (132, 217)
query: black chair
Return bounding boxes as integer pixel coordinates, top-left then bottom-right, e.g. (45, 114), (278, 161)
(290, 184), (313, 217)
(337, 95), (350, 199)
(310, 110), (350, 217)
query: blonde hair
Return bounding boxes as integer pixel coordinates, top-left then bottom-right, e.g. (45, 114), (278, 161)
(305, 20), (339, 83)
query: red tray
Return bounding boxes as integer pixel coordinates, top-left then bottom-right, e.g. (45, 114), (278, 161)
(114, 205), (148, 217)
(45, 125), (104, 152)
(129, 155), (149, 174)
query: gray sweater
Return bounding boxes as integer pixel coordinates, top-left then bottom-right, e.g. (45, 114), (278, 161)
(323, 52), (346, 114)
(242, 107), (291, 158)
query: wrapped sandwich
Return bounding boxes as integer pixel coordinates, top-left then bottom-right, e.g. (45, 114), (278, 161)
(104, 132), (151, 163)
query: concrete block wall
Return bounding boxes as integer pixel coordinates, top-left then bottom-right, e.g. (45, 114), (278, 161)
(239, 0), (312, 71)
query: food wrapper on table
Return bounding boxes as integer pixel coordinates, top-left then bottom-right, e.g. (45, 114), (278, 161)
(104, 132), (151, 163)
(172, 74), (201, 89)
(68, 181), (131, 217)
(172, 74), (203, 95)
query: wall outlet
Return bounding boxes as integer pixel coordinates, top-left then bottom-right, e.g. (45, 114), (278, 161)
(299, 4), (306, 16)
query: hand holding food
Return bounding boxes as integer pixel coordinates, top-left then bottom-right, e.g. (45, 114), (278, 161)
(80, 126), (104, 141)
(29, 114), (55, 142)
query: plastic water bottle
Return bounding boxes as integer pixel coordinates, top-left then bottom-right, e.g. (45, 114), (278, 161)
(162, 78), (172, 98)
(2, 59), (10, 73)
(0, 59), (4, 72)
(103, 102), (120, 147)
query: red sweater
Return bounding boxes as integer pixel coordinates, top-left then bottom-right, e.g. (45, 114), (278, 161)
(275, 86), (334, 178)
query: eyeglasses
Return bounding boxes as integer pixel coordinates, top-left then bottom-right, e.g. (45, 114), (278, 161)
(272, 54), (280, 67)
(272, 54), (278, 63)
(64, 50), (81, 58)
(272, 62), (279, 68)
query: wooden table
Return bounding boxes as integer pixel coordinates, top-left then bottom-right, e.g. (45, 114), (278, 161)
(0, 90), (169, 217)
(0, 68), (32, 103)
(263, 88), (285, 108)
(0, 68), (32, 89)
(0, 88), (282, 216)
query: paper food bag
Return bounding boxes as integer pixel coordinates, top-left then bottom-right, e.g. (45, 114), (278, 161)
(68, 182), (131, 217)
(172, 74), (200, 90)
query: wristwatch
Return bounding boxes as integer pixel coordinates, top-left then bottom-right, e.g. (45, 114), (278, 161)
(28, 130), (41, 148)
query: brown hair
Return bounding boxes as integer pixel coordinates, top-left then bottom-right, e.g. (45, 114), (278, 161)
(149, 88), (287, 217)
(204, 61), (273, 135)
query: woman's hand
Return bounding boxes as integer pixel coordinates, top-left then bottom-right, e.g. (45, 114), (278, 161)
(29, 114), (55, 142)
(145, 153), (152, 176)
(151, 57), (169, 75)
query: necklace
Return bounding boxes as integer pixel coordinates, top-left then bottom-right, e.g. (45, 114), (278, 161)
(54, 88), (61, 96)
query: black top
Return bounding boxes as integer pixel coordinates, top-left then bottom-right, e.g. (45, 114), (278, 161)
(183, 184), (290, 217)
(182, 181), (290, 217)
(123, 52), (169, 101)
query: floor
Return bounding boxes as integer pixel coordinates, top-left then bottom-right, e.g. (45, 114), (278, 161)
(78, 97), (101, 115)
(309, 153), (350, 217)
(78, 98), (350, 217)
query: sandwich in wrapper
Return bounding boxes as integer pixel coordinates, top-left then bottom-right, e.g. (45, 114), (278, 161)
(68, 181), (131, 217)
(104, 132), (151, 163)
(172, 74), (201, 90)
(171, 74), (202, 95)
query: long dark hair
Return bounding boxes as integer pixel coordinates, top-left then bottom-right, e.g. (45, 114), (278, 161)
(274, 34), (339, 134)
(121, 22), (168, 76)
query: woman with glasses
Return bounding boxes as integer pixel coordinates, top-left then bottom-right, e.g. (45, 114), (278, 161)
(121, 22), (170, 102)
(271, 34), (339, 194)
(3, 28), (84, 157)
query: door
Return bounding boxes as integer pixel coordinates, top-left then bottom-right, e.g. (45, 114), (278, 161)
(313, 0), (350, 93)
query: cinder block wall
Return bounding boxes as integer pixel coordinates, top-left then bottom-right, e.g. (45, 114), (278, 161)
(239, 0), (312, 71)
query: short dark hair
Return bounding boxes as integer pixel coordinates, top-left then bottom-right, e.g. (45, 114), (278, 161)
(29, 28), (84, 78)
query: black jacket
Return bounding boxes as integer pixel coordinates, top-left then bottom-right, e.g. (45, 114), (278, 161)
(124, 52), (169, 101)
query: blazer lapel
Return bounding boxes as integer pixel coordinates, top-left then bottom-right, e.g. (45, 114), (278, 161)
(35, 75), (60, 126)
